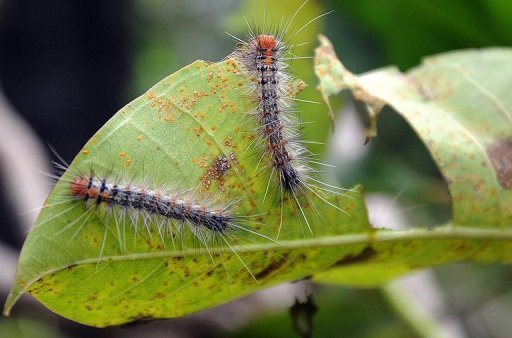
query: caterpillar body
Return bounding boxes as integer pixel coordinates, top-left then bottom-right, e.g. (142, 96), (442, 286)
(69, 175), (235, 234)
(232, 21), (349, 235)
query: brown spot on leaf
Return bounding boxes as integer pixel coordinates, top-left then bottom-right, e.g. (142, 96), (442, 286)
(153, 292), (166, 299)
(200, 152), (236, 190)
(487, 138), (512, 189)
(333, 247), (375, 266)
(66, 263), (78, 270)
(255, 254), (288, 280)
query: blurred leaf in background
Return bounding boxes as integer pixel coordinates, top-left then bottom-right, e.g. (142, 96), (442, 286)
(325, 0), (512, 225)
(317, 1), (512, 337)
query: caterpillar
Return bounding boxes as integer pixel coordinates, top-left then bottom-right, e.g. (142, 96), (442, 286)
(37, 148), (269, 255)
(69, 174), (236, 235)
(231, 1), (349, 236)
(236, 33), (308, 193)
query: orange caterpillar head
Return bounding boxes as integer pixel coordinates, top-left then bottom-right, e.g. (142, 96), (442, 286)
(257, 34), (277, 50)
(70, 176), (89, 197)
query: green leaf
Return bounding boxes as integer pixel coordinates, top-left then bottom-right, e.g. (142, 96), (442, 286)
(7, 34), (512, 327)
(4, 58), (368, 327)
(313, 35), (512, 286)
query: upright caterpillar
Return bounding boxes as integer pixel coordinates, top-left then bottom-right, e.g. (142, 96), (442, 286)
(231, 3), (348, 235)
(235, 34), (308, 193)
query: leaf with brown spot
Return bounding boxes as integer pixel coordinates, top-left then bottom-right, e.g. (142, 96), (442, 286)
(487, 138), (512, 190)
(313, 36), (512, 287)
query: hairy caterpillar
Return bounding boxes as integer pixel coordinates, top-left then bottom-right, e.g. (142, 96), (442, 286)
(231, 1), (349, 236)
(69, 174), (237, 234)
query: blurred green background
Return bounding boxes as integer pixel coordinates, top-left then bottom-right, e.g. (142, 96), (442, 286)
(1, 0), (511, 337)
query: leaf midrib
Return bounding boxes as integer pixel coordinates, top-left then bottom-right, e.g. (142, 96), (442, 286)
(19, 225), (512, 284)
(5, 224), (512, 315)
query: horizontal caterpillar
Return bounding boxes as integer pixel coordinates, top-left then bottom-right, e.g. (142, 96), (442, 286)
(63, 172), (272, 278)
(69, 175), (236, 234)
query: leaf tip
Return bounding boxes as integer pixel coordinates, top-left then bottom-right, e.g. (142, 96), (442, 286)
(2, 289), (20, 317)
